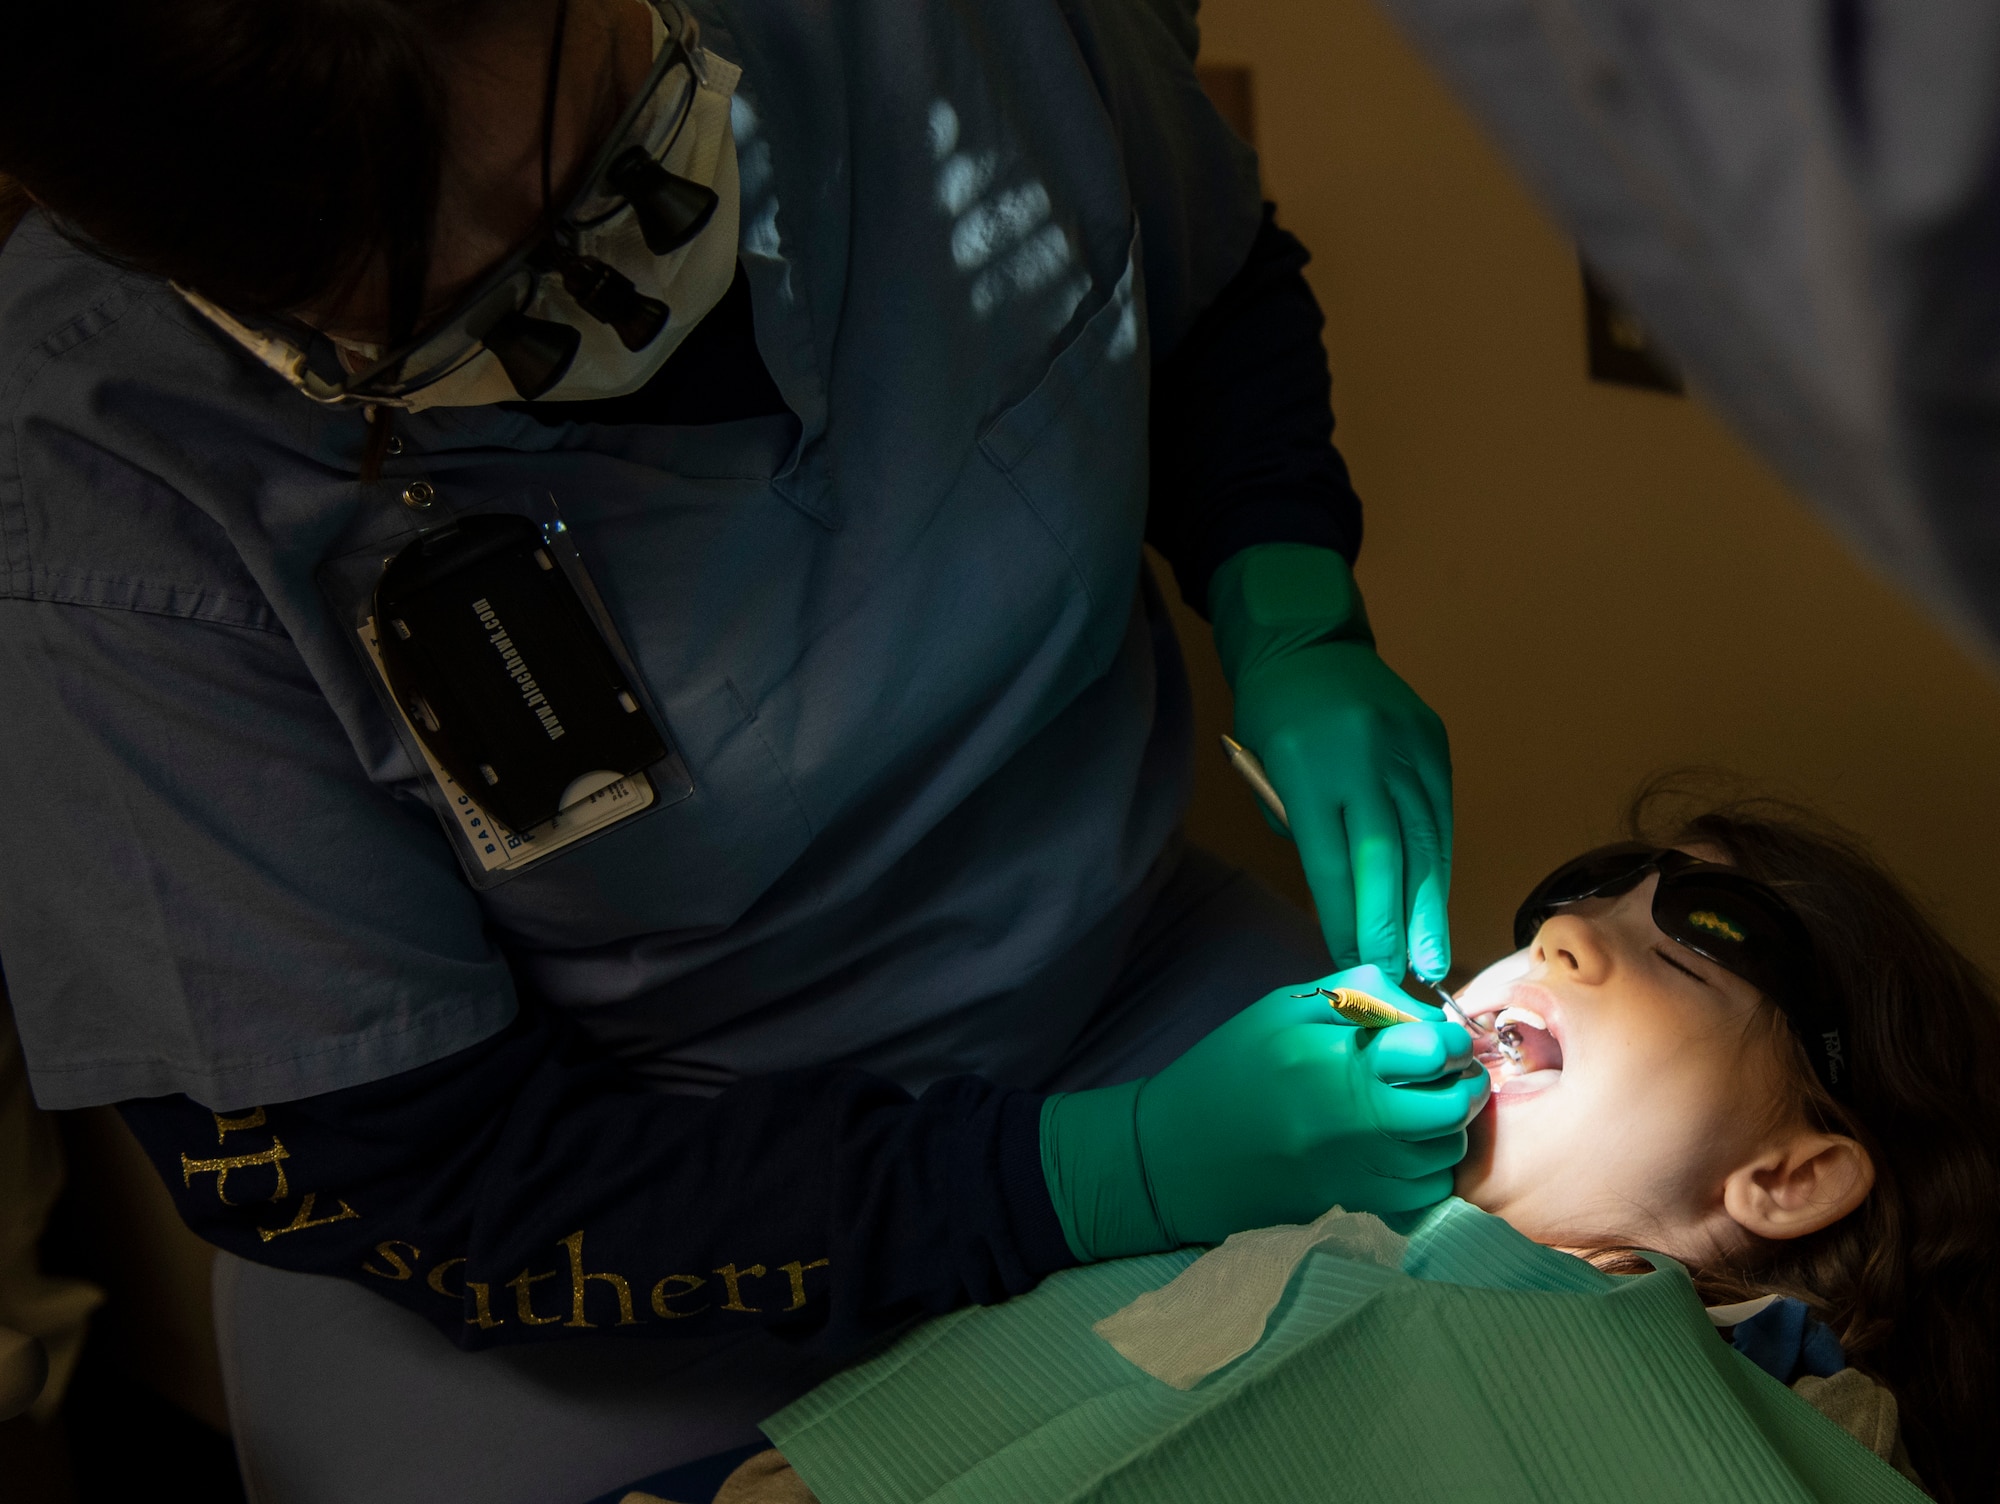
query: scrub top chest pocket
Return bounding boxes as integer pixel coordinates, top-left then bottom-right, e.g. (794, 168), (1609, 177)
(371, 515), (669, 833)
(977, 235), (1150, 685)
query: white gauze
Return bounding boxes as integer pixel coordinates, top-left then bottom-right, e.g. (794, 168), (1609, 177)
(1092, 1206), (1408, 1390)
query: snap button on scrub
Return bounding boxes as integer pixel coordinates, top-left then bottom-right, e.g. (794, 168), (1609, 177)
(401, 480), (436, 510)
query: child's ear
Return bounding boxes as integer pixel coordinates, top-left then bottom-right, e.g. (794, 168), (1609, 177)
(1721, 1132), (1875, 1241)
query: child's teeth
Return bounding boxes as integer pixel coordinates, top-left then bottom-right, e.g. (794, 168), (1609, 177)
(1494, 1006), (1548, 1032)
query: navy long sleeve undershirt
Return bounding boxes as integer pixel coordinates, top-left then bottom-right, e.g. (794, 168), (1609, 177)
(1148, 204), (1363, 613)
(120, 1002), (1071, 1353)
(116, 205), (1362, 1351)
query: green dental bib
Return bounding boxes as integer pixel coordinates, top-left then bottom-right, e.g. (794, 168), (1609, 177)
(764, 1199), (1924, 1504)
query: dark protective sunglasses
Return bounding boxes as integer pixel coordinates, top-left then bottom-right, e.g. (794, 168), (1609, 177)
(1514, 844), (1849, 1096)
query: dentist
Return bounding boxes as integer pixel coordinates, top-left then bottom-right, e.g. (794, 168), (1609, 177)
(0, 0), (1482, 1497)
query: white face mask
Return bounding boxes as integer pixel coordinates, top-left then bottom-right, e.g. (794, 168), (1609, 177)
(178, 3), (742, 413)
(397, 37), (744, 410)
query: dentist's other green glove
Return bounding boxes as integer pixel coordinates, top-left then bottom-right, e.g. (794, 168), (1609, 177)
(1039, 965), (1488, 1260)
(1210, 543), (1453, 979)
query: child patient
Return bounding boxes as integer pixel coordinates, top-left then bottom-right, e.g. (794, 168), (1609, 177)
(1449, 792), (2000, 1504)
(634, 793), (2000, 1504)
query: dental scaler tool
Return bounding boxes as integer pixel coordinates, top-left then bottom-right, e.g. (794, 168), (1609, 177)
(1228, 734), (1503, 1057)
(1294, 987), (1423, 1028)
(1219, 734), (1289, 831)
(1409, 976), (1524, 1080)
(1413, 975), (1530, 1067)
(1406, 976), (1497, 1041)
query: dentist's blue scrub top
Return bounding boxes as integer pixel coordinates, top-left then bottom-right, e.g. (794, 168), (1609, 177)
(0, 0), (1264, 1112)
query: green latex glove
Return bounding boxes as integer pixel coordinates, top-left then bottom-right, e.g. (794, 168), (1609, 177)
(1040, 964), (1488, 1259)
(1210, 543), (1453, 979)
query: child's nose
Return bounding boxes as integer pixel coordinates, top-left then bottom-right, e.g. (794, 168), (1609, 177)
(1532, 913), (1612, 985)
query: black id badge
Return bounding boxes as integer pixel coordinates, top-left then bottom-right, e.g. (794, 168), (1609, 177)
(325, 501), (692, 887)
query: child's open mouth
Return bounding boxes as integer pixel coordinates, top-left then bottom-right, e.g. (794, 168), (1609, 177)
(1475, 1004), (1564, 1094)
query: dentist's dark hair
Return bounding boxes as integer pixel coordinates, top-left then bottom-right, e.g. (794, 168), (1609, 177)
(0, 0), (526, 473)
(0, 0), (475, 334)
(1623, 775), (2000, 1504)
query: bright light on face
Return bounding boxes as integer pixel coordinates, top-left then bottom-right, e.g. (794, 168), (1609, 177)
(1451, 875), (1800, 1261)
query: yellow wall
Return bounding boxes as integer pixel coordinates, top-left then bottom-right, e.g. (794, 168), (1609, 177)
(1167, 0), (2000, 980)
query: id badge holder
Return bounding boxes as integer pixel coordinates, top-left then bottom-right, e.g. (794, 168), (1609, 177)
(319, 491), (693, 889)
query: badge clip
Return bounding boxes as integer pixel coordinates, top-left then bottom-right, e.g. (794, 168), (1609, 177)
(323, 496), (692, 886)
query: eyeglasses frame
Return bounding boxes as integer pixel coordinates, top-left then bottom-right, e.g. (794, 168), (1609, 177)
(1513, 843), (1851, 1097)
(176, 0), (706, 409)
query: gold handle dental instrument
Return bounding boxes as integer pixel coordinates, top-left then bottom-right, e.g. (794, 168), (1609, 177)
(1294, 987), (1423, 1028)
(1219, 734), (1289, 831)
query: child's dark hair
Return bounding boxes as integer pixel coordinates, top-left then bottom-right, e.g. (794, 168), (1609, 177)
(1627, 776), (2000, 1503)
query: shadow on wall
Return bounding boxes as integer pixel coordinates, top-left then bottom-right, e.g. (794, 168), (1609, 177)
(1184, 12), (2000, 982)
